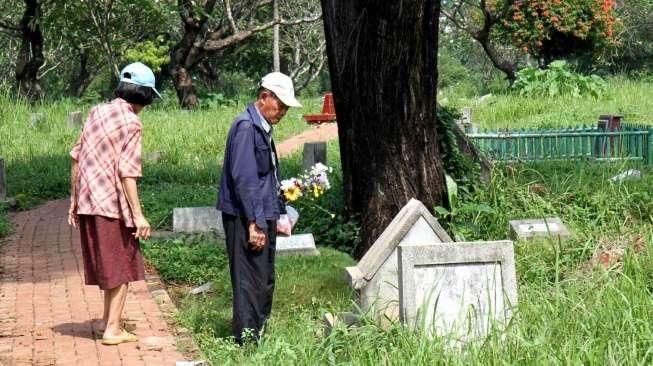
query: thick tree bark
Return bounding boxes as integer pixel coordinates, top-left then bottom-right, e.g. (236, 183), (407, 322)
(321, 0), (447, 258)
(15, 0), (44, 101)
(67, 50), (96, 97)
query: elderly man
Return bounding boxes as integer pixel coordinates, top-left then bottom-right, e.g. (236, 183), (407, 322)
(217, 72), (302, 344)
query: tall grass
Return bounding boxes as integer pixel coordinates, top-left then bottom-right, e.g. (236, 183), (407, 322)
(0, 93), (320, 227)
(442, 76), (653, 129)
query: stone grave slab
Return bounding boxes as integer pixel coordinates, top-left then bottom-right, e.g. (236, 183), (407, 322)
(345, 198), (452, 323)
(173, 207), (223, 235)
(302, 142), (327, 171)
(67, 111), (84, 129)
(276, 233), (318, 256)
(508, 217), (571, 240)
(29, 113), (46, 128)
(398, 240), (517, 343)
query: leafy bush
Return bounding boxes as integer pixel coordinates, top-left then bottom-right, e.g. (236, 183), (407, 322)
(513, 60), (608, 98)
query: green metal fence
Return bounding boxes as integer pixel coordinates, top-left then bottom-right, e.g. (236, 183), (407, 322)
(468, 123), (653, 165)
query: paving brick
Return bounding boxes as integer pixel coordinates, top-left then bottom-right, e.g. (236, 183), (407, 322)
(0, 199), (192, 366)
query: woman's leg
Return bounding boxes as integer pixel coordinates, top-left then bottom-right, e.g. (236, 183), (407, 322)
(102, 283), (128, 338)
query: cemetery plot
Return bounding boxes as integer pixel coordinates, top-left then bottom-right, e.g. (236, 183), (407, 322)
(398, 240), (517, 343)
(345, 198), (452, 322)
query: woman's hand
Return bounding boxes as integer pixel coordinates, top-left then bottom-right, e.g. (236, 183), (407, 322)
(133, 214), (151, 241)
(67, 201), (79, 229)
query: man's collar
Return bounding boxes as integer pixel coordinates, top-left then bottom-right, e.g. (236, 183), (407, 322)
(254, 104), (271, 134)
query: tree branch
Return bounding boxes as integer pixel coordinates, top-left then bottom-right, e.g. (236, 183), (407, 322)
(203, 12), (321, 51)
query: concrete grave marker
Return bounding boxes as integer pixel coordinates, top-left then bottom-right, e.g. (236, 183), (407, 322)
(345, 198), (452, 322)
(398, 240), (517, 343)
(29, 113), (46, 128)
(173, 207), (223, 235)
(67, 111), (84, 129)
(276, 233), (319, 256)
(509, 217), (571, 240)
(302, 142), (327, 171)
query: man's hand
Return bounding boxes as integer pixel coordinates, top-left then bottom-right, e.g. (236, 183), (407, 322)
(248, 222), (267, 251)
(133, 215), (151, 241)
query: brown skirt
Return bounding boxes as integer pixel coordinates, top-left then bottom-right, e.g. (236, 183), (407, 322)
(78, 215), (145, 290)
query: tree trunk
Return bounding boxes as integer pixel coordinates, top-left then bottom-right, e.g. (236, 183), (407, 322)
(474, 31), (517, 83)
(273, 0), (281, 72)
(67, 50), (95, 97)
(321, 0), (447, 258)
(15, 0), (44, 101)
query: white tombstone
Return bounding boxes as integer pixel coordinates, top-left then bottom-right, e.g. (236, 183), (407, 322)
(398, 240), (518, 344)
(67, 111), (84, 129)
(173, 207), (223, 235)
(276, 233), (319, 256)
(345, 199), (452, 322)
(508, 217), (571, 240)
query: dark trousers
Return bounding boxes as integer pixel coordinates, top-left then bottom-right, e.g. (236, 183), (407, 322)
(222, 213), (276, 343)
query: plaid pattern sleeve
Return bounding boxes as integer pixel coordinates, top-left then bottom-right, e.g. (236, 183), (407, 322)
(118, 126), (142, 178)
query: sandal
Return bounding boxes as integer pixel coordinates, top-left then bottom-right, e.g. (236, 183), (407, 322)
(101, 329), (138, 345)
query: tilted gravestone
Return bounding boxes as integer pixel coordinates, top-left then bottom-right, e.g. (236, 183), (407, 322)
(398, 240), (517, 344)
(508, 217), (571, 240)
(302, 142), (327, 171)
(67, 111), (84, 129)
(173, 207), (223, 235)
(345, 198), (452, 323)
(276, 233), (318, 256)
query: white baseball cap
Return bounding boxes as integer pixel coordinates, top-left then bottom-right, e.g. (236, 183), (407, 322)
(260, 72), (302, 108)
(120, 62), (162, 98)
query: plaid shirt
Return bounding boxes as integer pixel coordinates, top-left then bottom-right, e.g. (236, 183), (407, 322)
(70, 98), (142, 227)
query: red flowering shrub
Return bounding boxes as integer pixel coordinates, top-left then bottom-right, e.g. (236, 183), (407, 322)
(497, 0), (620, 60)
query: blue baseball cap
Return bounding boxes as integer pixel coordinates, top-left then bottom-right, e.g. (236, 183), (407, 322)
(119, 62), (162, 98)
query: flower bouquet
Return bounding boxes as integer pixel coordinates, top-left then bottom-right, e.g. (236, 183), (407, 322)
(277, 163), (333, 236)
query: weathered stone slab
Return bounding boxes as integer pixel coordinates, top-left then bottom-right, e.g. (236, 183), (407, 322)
(173, 207), (223, 235)
(323, 312), (361, 335)
(189, 281), (214, 295)
(302, 142), (327, 171)
(29, 113), (46, 128)
(67, 111), (84, 129)
(276, 233), (318, 256)
(345, 198), (452, 323)
(398, 240), (517, 343)
(508, 217), (571, 240)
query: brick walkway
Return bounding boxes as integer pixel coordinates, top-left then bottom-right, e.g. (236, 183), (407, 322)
(0, 200), (186, 366)
(276, 123), (338, 157)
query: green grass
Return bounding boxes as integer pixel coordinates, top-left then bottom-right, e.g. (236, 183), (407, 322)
(0, 93), (320, 228)
(441, 76), (653, 129)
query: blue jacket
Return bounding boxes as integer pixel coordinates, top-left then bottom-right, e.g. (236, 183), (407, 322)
(217, 103), (284, 229)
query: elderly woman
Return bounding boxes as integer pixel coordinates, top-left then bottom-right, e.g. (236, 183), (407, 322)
(68, 62), (159, 345)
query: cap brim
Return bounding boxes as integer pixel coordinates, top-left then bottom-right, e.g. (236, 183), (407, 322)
(277, 94), (302, 108)
(152, 87), (162, 99)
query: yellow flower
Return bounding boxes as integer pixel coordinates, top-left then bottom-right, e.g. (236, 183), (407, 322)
(284, 187), (302, 202)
